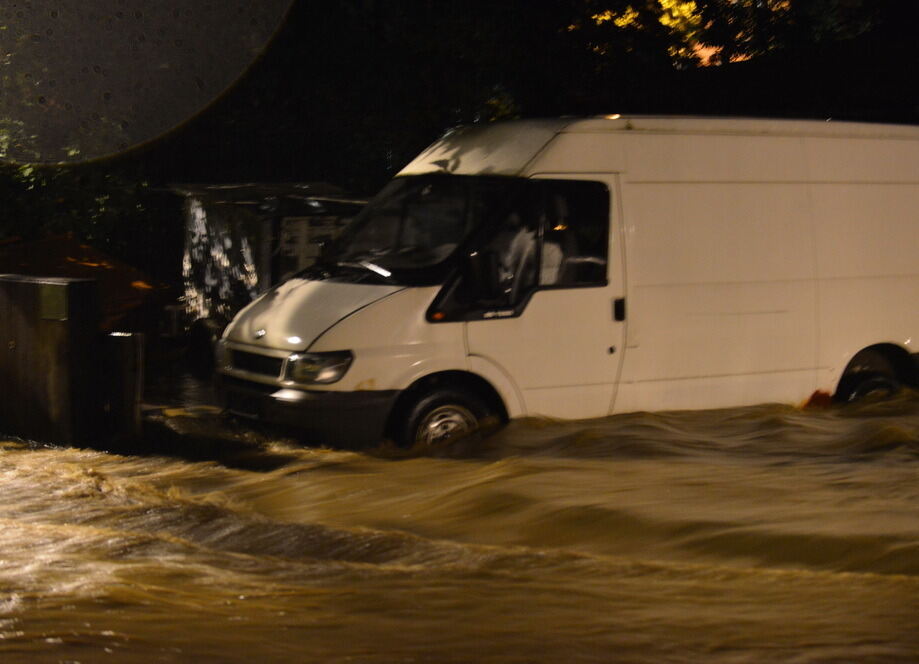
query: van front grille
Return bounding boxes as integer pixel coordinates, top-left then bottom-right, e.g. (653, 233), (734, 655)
(231, 350), (284, 378)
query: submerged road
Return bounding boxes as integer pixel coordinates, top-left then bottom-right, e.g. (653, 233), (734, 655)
(1, 388), (918, 663)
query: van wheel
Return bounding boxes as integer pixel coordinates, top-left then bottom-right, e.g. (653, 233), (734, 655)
(400, 388), (489, 447)
(838, 371), (901, 403)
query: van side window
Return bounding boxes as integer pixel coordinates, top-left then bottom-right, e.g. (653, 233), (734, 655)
(537, 180), (609, 288)
(426, 177), (610, 322)
(480, 179), (609, 304)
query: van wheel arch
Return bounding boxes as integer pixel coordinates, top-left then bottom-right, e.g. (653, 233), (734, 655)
(386, 371), (508, 447)
(834, 344), (917, 403)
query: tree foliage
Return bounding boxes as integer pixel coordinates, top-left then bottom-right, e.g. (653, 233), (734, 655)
(0, 163), (182, 282)
(692, 0), (877, 63)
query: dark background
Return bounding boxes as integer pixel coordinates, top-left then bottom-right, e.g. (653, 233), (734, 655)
(2, 0), (918, 286)
(137, 0), (919, 190)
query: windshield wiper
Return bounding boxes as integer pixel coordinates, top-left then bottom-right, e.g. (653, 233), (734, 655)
(336, 260), (395, 283)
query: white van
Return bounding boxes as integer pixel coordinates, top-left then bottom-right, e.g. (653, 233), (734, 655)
(215, 116), (919, 446)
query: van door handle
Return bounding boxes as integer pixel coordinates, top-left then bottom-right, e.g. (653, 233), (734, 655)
(613, 297), (626, 321)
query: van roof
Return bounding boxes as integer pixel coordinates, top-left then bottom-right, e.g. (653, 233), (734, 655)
(561, 115), (919, 139)
(398, 115), (919, 177)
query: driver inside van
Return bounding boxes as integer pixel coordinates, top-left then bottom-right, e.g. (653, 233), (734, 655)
(497, 210), (537, 302)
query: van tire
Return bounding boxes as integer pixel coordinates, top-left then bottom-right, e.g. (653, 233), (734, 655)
(838, 371), (901, 403)
(399, 388), (490, 448)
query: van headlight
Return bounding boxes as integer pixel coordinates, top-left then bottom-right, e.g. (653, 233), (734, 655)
(287, 351), (353, 384)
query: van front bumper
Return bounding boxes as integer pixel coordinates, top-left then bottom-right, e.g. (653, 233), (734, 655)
(216, 375), (399, 447)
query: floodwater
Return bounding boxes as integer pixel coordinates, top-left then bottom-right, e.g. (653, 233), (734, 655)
(2, 384), (919, 663)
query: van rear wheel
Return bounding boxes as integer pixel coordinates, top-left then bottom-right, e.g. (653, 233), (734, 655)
(837, 371), (901, 403)
(400, 388), (489, 448)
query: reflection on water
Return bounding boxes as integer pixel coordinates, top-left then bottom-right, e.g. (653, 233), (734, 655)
(2, 393), (919, 662)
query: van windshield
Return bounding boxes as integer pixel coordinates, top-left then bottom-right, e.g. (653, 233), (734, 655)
(310, 174), (525, 286)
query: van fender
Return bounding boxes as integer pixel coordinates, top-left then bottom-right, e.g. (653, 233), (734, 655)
(390, 357), (469, 393)
(827, 341), (919, 399)
(385, 356), (523, 426)
(466, 354), (526, 419)
(391, 357), (522, 418)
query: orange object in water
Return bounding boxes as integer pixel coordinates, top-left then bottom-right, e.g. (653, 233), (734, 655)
(803, 390), (833, 409)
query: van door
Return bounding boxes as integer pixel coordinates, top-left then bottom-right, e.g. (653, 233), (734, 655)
(464, 175), (626, 419)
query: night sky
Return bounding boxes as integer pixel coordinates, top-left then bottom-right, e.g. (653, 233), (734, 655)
(128, 0), (919, 194)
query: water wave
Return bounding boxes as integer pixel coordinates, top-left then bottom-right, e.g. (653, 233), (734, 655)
(2, 393), (919, 662)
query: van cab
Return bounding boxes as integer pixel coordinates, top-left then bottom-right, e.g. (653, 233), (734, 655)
(216, 116), (919, 446)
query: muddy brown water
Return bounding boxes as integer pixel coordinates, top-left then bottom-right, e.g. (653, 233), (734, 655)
(2, 389), (919, 663)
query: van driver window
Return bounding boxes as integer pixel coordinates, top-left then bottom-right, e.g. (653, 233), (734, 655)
(537, 180), (609, 288)
(474, 179), (608, 307)
(424, 176), (610, 321)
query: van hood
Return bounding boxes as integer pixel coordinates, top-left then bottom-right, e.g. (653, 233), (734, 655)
(223, 279), (404, 351)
